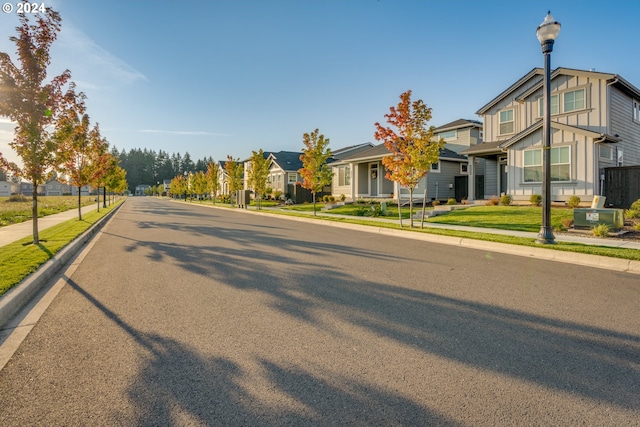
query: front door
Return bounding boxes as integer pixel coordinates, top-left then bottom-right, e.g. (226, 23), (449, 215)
(369, 163), (378, 197)
(499, 157), (508, 195)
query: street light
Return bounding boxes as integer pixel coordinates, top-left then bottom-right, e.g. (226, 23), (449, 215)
(535, 11), (560, 245)
(183, 171), (188, 202)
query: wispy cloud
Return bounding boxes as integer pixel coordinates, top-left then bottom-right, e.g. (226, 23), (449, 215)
(139, 129), (231, 137)
(56, 25), (146, 87)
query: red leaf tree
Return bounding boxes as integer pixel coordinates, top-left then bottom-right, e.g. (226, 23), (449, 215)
(374, 90), (444, 227)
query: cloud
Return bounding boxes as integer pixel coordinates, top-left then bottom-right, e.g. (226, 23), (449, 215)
(55, 25), (147, 88)
(138, 129), (231, 137)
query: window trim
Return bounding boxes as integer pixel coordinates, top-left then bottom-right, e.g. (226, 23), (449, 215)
(563, 88), (586, 113)
(337, 165), (351, 187)
(633, 99), (640, 124)
(440, 130), (457, 140)
(498, 108), (515, 136)
(430, 161), (441, 173)
(523, 145), (572, 183)
(460, 163), (468, 175)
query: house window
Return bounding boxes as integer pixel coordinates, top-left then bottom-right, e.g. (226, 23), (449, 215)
(287, 173), (297, 183)
(524, 146), (571, 183)
(499, 109), (514, 135)
(599, 145), (613, 160)
(431, 161), (441, 173)
(440, 130), (457, 140)
(337, 166), (350, 186)
(538, 94), (559, 117)
(563, 88), (586, 113)
(633, 100), (640, 123)
(460, 163), (468, 174)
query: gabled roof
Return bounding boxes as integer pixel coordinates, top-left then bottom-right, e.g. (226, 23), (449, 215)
(461, 121), (622, 156)
(476, 68), (543, 115)
(478, 67), (640, 116)
(435, 118), (482, 132)
(269, 151), (303, 172)
(335, 143), (467, 164)
(331, 142), (374, 160)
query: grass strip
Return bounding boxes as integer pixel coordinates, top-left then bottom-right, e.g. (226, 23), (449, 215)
(0, 201), (122, 296)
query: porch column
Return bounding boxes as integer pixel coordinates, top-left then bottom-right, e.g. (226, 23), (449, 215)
(350, 163), (355, 201)
(467, 156), (476, 202)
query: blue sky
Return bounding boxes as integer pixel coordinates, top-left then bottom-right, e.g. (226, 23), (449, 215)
(2, 0), (640, 168)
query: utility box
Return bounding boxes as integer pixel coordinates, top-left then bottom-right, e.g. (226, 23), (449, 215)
(237, 190), (251, 208)
(574, 208), (624, 230)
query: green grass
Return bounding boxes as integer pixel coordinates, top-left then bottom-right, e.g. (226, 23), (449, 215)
(0, 201), (123, 296)
(0, 196), (96, 227)
(282, 202), (422, 219)
(426, 205), (574, 232)
(262, 208), (640, 261)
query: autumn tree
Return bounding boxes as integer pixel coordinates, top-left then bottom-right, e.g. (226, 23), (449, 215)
(298, 129), (333, 216)
(105, 163), (128, 201)
(205, 160), (220, 204)
(247, 149), (270, 210)
(0, 4), (72, 243)
(225, 155), (244, 204)
(374, 90), (444, 228)
(192, 170), (208, 199)
(170, 175), (186, 200)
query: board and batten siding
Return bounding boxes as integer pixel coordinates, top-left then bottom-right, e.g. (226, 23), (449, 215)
(609, 87), (640, 166)
(440, 128), (481, 154)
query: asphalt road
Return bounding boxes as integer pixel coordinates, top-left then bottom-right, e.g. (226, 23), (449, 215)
(1, 197), (638, 426)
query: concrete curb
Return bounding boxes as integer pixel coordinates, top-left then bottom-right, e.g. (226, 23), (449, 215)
(0, 202), (125, 329)
(193, 203), (640, 275)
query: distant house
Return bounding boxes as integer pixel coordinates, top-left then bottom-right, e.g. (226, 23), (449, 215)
(462, 67), (640, 203)
(44, 180), (64, 196)
(71, 185), (92, 196)
(267, 151), (304, 196)
(0, 181), (18, 197)
(134, 185), (150, 196)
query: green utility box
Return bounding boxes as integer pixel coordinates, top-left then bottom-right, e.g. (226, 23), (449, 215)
(574, 208), (624, 230)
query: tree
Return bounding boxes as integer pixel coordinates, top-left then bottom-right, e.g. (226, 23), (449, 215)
(247, 149), (270, 210)
(191, 170), (207, 199)
(298, 129), (333, 216)
(0, 4), (72, 244)
(169, 175), (186, 200)
(224, 156), (243, 204)
(205, 161), (220, 204)
(374, 90), (444, 228)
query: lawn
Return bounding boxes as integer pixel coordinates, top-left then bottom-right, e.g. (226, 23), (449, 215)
(282, 202), (425, 219)
(0, 195), (96, 227)
(0, 200), (123, 296)
(426, 205), (575, 232)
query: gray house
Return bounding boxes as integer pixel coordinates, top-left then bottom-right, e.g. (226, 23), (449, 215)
(330, 143), (467, 202)
(462, 67), (640, 203)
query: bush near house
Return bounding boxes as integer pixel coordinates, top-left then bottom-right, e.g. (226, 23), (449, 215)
(567, 196), (581, 208)
(530, 194), (542, 206)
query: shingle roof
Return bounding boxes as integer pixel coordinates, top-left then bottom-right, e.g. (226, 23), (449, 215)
(270, 151), (303, 172)
(435, 119), (482, 132)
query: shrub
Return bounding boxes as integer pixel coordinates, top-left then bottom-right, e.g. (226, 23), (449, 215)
(432, 200), (441, 206)
(630, 199), (640, 211)
(625, 209), (639, 219)
(446, 198), (456, 205)
(592, 223), (609, 237)
(486, 196), (500, 206)
(8, 194), (28, 202)
(355, 206), (368, 216)
(340, 194), (346, 202)
(635, 223), (640, 231)
(500, 194), (512, 206)
(322, 195), (330, 203)
(561, 218), (574, 229)
(370, 205), (383, 217)
(328, 195), (335, 203)
(530, 194), (542, 206)
(567, 195), (581, 208)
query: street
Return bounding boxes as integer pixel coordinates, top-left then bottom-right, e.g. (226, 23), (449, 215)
(1, 196), (638, 426)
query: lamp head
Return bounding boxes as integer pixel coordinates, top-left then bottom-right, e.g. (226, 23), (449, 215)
(536, 11), (561, 44)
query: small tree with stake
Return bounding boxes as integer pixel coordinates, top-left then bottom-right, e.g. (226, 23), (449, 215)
(298, 129), (333, 216)
(374, 90), (444, 228)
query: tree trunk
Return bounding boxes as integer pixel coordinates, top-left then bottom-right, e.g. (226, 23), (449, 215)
(409, 188), (414, 228)
(312, 192), (317, 216)
(397, 193), (402, 227)
(96, 187), (100, 212)
(31, 190), (39, 245)
(103, 187), (107, 208)
(78, 187), (82, 220)
(421, 189), (427, 229)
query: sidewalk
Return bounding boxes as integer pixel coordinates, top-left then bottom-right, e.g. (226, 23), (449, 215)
(0, 203), (99, 247)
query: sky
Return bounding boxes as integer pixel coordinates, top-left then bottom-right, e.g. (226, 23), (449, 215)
(2, 0), (640, 168)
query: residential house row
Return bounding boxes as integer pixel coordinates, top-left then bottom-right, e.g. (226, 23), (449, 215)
(151, 67), (640, 206)
(0, 179), (92, 197)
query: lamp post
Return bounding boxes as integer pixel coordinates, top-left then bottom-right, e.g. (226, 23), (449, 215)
(535, 11), (560, 244)
(183, 171), (188, 202)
